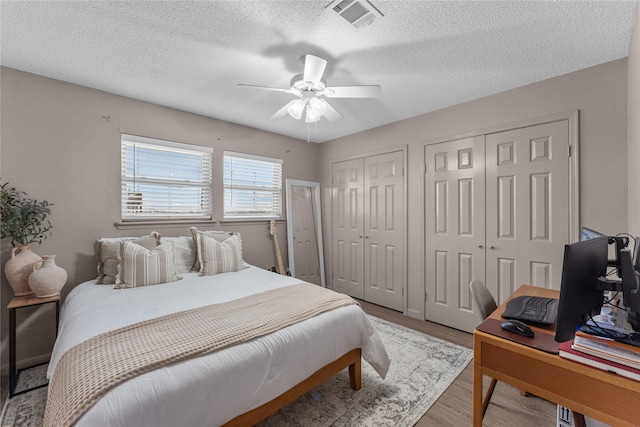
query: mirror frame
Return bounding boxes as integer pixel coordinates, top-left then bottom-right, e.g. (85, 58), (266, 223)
(285, 179), (326, 287)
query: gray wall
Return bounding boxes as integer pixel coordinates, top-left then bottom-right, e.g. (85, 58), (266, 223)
(0, 67), (320, 369)
(629, 5), (640, 236)
(318, 58), (629, 320)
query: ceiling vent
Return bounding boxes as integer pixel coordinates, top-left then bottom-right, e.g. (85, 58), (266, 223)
(325, 0), (383, 29)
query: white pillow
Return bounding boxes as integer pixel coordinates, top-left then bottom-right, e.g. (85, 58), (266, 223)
(189, 227), (240, 271)
(159, 236), (196, 274)
(197, 233), (245, 276)
(95, 232), (160, 284)
(114, 241), (181, 289)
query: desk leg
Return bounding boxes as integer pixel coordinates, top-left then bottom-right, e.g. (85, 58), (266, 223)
(9, 308), (16, 398)
(473, 360), (483, 426)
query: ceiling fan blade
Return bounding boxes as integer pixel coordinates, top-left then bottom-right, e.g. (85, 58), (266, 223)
(322, 102), (343, 122)
(302, 55), (327, 86)
(237, 84), (295, 94)
(269, 101), (295, 121)
(323, 85), (381, 98)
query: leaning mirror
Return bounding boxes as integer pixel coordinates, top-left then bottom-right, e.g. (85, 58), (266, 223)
(285, 180), (326, 287)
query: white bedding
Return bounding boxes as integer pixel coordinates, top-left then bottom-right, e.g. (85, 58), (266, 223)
(48, 265), (390, 426)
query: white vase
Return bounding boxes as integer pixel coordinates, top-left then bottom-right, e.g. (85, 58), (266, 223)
(4, 245), (41, 296)
(28, 255), (67, 298)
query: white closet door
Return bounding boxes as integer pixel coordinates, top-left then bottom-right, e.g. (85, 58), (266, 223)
(485, 120), (570, 303)
(363, 151), (405, 311)
(424, 136), (487, 332)
(332, 158), (365, 299)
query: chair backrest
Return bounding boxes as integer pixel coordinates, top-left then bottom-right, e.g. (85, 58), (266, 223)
(470, 279), (498, 320)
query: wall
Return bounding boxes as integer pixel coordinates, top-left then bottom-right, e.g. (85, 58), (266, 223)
(629, 5), (640, 236)
(0, 67), (319, 369)
(318, 59), (629, 320)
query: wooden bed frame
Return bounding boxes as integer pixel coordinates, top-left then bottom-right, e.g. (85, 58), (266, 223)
(223, 348), (362, 426)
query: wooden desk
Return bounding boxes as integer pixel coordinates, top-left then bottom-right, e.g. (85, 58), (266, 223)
(8, 294), (60, 397)
(473, 285), (640, 427)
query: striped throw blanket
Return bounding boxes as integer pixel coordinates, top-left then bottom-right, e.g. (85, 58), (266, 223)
(44, 283), (357, 427)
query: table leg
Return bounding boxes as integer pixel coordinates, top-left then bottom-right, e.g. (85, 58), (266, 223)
(473, 360), (483, 426)
(9, 308), (16, 397)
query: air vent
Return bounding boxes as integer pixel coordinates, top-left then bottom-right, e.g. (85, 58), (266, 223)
(325, 0), (383, 29)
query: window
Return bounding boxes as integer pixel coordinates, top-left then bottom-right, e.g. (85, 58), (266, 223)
(223, 151), (283, 219)
(121, 134), (213, 221)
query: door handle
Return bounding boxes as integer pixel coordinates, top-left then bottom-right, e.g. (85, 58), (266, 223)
(478, 244), (484, 249)
(489, 245), (496, 250)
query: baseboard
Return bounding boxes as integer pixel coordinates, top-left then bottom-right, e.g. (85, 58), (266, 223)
(0, 353), (51, 377)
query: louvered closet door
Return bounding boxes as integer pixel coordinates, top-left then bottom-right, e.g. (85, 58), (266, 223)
(332, 159), (365, 299)
(485, 120), (570, 302)
(363, 151), (405, 311)
(424, 136), (486, 332)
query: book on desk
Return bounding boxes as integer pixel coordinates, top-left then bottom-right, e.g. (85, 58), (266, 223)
(558, 340), (640, 381)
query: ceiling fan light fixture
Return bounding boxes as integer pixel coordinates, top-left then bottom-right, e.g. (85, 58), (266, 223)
(305, 104), (322, 123)
(287, 99), (305, 120)
(308, 97), (327, 117)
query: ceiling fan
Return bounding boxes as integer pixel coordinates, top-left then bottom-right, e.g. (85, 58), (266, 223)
(237, 54), (381, 123)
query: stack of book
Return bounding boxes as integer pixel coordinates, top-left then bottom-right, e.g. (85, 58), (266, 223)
(558, 330), (640, 381)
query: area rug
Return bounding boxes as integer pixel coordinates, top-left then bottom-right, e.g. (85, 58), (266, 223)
(1, 316), (472, 427)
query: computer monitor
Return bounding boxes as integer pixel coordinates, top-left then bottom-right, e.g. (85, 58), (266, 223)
(620, 248), (640, 332)
(581, 227), (606, 241)
(555, 236), (609, 342)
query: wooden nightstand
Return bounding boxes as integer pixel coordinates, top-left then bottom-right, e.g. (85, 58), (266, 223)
(8, 294), (60, 397)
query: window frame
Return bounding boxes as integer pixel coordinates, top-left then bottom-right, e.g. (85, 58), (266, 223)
(223, 151), (283, 220)
(120, 134), (213, 223)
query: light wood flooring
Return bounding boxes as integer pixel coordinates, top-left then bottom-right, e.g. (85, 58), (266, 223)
(359, 300), (558, 427)
(1, 301), (558, 426)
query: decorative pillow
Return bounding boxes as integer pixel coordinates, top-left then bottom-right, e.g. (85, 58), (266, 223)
(114, 241), (181, 289)
(159, 236), (196, 274)
(95, 232), (160, 284)
(189, 227), (240, 271)
(197, 233), (245, 276)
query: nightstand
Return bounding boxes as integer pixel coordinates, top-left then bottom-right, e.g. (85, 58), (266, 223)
(8, 294), (60, 397)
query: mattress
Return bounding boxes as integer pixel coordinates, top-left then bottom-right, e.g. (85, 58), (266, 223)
(47, 265), (390, 426)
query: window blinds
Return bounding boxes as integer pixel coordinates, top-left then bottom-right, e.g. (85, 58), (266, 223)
(121, 134), (213, 220)
(223, 151), (283, 218)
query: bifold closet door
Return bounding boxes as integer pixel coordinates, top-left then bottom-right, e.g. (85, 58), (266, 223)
(332, 158), (365, 299)
(424, 136), (487, 332)
(363, 151), (405, 311)
(424, 120), (571, 332)
(485, 120), (570, 301)
(332, 151), (406, 311)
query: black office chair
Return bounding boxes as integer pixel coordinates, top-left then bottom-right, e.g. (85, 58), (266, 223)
(469, 279), (498, 417)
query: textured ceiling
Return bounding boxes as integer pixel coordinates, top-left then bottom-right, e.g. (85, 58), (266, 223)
(1, 1), (637, 143)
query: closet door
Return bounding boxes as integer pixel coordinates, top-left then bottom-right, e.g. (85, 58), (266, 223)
(485, 120), (570, 302)
(363, 151), (405, 311)
(332, 159), (365, 299)
(424, 137), (486, 331)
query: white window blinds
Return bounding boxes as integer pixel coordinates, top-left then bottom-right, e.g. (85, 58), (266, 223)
(121, 134), (213, 221)
(223, 151), (283, 218)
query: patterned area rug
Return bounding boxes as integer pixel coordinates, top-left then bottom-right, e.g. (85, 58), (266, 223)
(1, 316), (472, 427)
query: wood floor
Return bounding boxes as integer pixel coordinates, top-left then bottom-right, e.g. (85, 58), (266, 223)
(0, 301), (558, 426)
(359, 300), (558, 427)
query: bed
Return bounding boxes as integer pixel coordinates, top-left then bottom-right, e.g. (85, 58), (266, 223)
(44, 231), (390, 427)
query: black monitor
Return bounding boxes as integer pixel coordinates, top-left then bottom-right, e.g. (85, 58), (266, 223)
(620, 248), (640, 332)
(581, 227), (606, 241)
(555, 236), (609, 342)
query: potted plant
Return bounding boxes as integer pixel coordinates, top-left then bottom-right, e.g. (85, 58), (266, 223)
(1, 181), (54, 296)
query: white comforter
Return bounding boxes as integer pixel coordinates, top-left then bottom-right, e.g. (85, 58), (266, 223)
(47, 266), (390, 426)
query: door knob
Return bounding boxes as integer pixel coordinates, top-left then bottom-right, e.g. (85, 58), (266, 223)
(478, 245), (484, 249)
(489, 245), (496, 250)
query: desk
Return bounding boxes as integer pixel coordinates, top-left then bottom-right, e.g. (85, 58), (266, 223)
(473, 285), (640, 427)
(8, 294), (60, 397)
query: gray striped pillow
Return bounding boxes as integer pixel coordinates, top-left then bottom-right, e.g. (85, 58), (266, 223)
(115, 241), (181, 289)
(197, 233), (244, 275)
